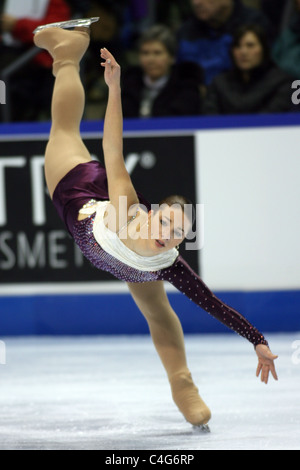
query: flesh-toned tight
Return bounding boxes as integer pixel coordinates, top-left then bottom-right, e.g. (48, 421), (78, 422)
(127, 280), (211, 426)
(34, 27), (92, 199)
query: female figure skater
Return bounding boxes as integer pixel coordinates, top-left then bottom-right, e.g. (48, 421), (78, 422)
(33, 18), (278, 430)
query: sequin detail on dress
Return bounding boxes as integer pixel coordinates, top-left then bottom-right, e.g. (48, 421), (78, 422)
(158, 256), (269, 347)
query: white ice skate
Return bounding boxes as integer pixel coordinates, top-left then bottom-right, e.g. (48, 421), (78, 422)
(33, 17), (100, 35)
(192, 424), (211, 433)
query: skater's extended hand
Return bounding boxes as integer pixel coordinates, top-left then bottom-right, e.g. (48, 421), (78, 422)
(100, 48), (121, 88)
(255, 344), (278, 384)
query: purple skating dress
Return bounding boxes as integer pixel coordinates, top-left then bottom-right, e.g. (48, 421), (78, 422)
(53, 161), (268, 348)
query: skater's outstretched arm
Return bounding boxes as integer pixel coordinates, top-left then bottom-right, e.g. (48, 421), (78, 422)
(100, 48), (139, 215)
(159, 256), (278, 384)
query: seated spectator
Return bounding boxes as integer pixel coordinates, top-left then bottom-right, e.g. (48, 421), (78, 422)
(86, 0), (123, 50)
(272, 0), (300, 80)
(155, 0), (193, 33)
(261, 0), (288, 38)
(118, 0), (155, 51)
(121, 25), (203, 119)
(242, 0), (261, 10)
(83, 0), (126, 120)
(203, 24), (296, 115)
(0, 0), (71, 121)
(66, 0), (92, 18)
(177, 0), (271, 85)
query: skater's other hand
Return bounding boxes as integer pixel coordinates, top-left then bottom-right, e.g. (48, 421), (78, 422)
(255, 344), (278, 384)
(100, 48), (121, 88)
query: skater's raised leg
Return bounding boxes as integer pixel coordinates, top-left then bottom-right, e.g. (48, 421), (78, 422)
(34, 27), (92, 198)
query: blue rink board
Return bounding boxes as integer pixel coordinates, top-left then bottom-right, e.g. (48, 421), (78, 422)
(1, 112), (300, 136)
(0, 290), (299, 336)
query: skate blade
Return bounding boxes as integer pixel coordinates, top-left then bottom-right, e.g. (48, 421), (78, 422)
(33, 17), (100, 34)
(192, 424), (211, 433)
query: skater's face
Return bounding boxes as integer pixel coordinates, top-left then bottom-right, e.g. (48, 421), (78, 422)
(147, 205), (192, 252)
(139, 40), (175, 81)
(232, 32), (264, 71)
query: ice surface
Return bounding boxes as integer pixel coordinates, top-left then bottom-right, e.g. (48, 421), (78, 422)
(0, 333), (299, 450)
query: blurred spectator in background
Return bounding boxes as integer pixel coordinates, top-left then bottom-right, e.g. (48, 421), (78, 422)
(66, 0), (91, 18)
(155, 0), (193, 33)
(87, 0), (123, 51)
(0, 0), (71, 121)
(203, 24), (296, 115)
(242, 0), (261, 9)
(261, 0), (288, 38)
(121, 25), (203, 119)
(272, 0), (300, 80)
(121, 0), (155, 46)
(177, 0), (271, 85)
(83, 0), (127, 119)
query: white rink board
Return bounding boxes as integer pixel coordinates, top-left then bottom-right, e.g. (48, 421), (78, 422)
(195, 127), (300, 291)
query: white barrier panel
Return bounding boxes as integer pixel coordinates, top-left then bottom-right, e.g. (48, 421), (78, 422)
(196, 126), (300, 291)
